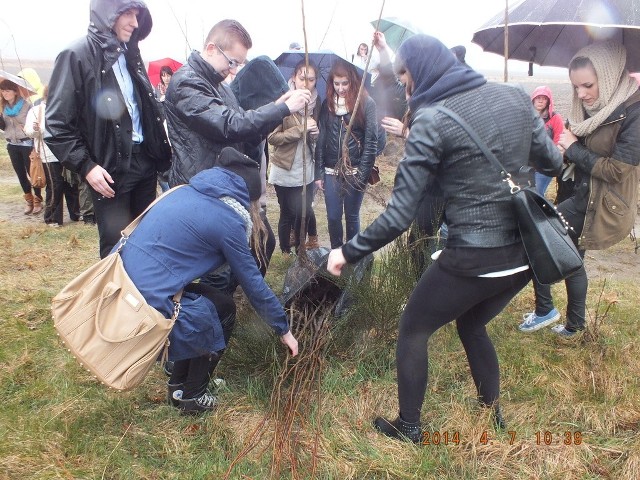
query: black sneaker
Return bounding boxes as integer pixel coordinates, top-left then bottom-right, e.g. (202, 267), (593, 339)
(83, 214), (96, 225)
(167, 383), (183, 407)
(177, 391), (217, 415)
(163, 360), (174, 377)
(373, 415), (422, 443)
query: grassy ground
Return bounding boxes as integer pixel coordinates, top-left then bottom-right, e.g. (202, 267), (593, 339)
(1, 143), (639, 479)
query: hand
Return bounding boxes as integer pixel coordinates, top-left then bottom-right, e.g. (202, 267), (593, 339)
(279, 89), (311, 113)
(373, 31), (388, 51)
(32, 122), (40, 132)
(327, 248), (347, 276)
(381, 117), (407, 138)
(306, 118), (319, 137)
(86, 165), (115, 198)
(280, 331), (298, 356)
(314, 179), (324, 191)
(558, 128), (577, 151)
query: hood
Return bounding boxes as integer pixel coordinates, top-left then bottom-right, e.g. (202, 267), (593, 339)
(89, 0), (152, 45)
(397, 35), (486, 111)
(189, 167), (252, 210)
(530, 85), (555, 117)
(17, 68), (44, 102)
(230, 55), (288, 110)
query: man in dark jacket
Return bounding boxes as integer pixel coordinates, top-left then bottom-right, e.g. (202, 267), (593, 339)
(45, 0), (171, 258)
(164, 19), (310, 187)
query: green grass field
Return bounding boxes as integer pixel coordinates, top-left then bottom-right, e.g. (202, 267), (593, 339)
(0, 145), (639, 480)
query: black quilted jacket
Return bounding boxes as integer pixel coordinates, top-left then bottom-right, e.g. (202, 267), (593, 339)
(342, 82), (563, 263)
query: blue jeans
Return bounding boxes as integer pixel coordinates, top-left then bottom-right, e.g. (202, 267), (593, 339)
(534, 172), (553, 198)
(323, 174), (365, 248)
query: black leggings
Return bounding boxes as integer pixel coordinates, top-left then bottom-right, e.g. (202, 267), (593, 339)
(169, 282), (236, 398)
(397, 261), (531, 423)
(274, 183), (317, 252)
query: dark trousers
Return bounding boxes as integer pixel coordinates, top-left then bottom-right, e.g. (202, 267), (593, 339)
(7, 143), (41, 197)
(91, 151), (157, 258)
(43, 162), (80, 225)
(323, 174), (365, 249)
(169, 283), (236, 399)
(274, 183), (316, 252)
(533, 196), (587, 331)
(397, 261), (531, 423)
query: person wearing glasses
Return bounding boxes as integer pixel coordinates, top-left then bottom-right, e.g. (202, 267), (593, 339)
(45, 0), (171, 258)
(164, 19), (311, 188)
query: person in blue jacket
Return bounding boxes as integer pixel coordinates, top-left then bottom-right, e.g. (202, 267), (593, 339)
(118, 147), (299, 415)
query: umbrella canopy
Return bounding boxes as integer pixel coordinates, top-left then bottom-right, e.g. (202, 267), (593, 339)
(472, 0), (640, 71)
(0, 70), (37, 99)
(370, 17), (422, 51)
(273, 50), (371, 105)
(147, 58), (183, 87)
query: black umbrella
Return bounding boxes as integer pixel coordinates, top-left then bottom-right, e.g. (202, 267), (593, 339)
(273, 50), (371, 105)
(472, 0), (640, 71)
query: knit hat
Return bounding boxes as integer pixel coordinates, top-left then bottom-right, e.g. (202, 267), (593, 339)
(217, 147), (262, 201)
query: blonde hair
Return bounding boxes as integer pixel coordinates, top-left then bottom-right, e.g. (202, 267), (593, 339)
(249, 200), (269, 270)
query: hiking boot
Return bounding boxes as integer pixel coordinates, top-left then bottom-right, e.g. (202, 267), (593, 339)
(177, 391), (217, 415)
(167, 383), (183, 407)
(518, 308), (560, 332)
(373, 415), (422, 443)
(31, 195), (43, 215)
(23, 193), (34, 214)
(305, 235), (320, 249)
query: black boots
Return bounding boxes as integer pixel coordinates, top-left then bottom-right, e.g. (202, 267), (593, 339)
(373, 415), (422, 443)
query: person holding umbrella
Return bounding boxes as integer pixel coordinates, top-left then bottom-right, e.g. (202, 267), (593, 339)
(520, 41), (640, 336)
(326, 34), (562, 441)
(0, 79), (42, 215)
(268, 60), (321, 254)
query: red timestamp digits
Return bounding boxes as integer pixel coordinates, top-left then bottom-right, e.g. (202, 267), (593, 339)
(422, 431), (461, 445)
(535, 431), (583, 445)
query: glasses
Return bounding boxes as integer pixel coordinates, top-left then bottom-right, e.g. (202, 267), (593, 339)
(215, 44), (241, 69)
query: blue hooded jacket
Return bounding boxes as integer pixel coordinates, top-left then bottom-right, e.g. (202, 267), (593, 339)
(118, 167), (289, 360)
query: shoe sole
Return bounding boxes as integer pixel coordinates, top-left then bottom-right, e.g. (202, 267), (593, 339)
(518, 312), (561, 332)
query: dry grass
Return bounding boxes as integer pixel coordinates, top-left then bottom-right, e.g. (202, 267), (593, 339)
(1, 139), (640, 479)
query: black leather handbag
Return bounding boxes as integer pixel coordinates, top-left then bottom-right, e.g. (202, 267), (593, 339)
(434, 106), (583, 285)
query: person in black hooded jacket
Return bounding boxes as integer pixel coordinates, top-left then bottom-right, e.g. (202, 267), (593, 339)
(327, 35), (562, 442)
(45, 0), (171, 258)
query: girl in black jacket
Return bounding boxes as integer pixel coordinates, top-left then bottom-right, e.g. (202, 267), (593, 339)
(327, 35), (562, 442)
(314, 61), (377, 248)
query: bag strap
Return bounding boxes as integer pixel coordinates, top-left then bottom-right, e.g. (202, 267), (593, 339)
(117, 186), (185, 307)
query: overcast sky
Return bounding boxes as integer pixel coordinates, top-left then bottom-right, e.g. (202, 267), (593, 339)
(0, 0), (566, 77)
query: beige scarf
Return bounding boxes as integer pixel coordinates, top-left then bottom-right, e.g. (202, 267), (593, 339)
(568, 41), (639, 137)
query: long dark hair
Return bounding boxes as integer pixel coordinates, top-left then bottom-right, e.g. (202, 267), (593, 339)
(326, 60), (368, 126)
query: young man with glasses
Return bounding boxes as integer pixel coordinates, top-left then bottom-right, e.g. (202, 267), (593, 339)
(164, 18), (311, 187)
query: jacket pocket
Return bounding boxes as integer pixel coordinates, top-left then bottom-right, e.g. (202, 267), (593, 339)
(603, 188), (629, 217)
